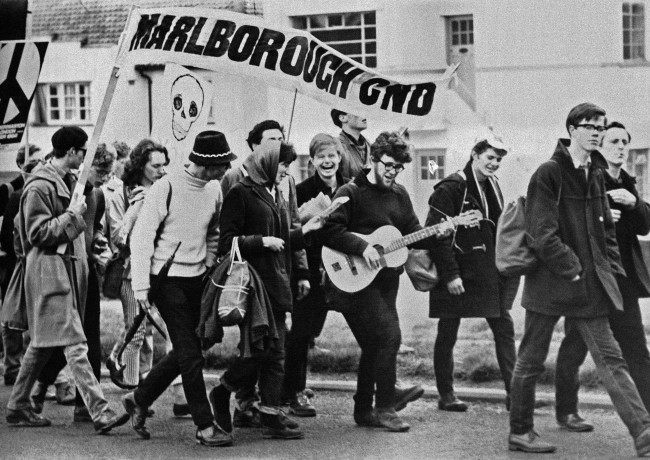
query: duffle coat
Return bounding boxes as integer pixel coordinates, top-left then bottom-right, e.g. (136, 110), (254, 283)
(426, 161), (516, 318)
(16, 162), (88, 347)
(522, 139), (625, 317)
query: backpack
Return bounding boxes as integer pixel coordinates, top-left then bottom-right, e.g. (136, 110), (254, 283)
(495, 161), (561, 277)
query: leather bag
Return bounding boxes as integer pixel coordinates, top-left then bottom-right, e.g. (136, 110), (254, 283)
(405, 249), (439, 292)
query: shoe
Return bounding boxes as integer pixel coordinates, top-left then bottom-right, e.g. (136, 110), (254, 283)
(635, 427), (650, 457)
(30, 381), (48, 414)
(397, 344), (416, 355)
(437, 392), (468, 412)
(122, 392), (151, 439)
(376, 409), (410, 432)
(233, 406), (261, 428)
(354, 409), (382, 428)
(557, 413), (594, 432)
(55, 382), (76, 405)
(173, 403), (191, 417)
(261, 413), (304, 439)
(73, 406), (93, 423)
(278, 410), (300, 429)
(208, 385), (232, 433)
(44, 386), (56, 401)
(394, 385), (424, 412)
(289, 391), (316, 417)
(195, 424), (233, 447)
(508, 430), (556, 453)
(94, 408), (130, 435)
(6, 408), (51, 427)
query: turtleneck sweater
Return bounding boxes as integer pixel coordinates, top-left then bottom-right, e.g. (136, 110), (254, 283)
(130, 170), (222, 294)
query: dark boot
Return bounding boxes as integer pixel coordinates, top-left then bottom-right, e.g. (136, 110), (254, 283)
(209, 385), (232, 433)
(122, 392), (150, 439)
(437, 392), (468, 412)
(260, 412), (304, 439)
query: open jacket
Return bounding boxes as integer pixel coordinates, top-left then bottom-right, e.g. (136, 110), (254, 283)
(218, 176), (306, 312)
(426, 161), (514, 318)
(13, 162), (88, 346)
(604, 168), (650, 298)
(522, 139), (625, 317)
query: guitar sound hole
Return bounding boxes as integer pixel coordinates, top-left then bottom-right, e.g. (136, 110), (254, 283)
(332, 262), (342, 272)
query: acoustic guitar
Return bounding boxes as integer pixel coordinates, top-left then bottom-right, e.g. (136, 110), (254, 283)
(322, 211), (481, 293)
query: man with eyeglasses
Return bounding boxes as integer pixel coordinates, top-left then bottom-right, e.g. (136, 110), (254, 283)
(507, 103), (650, 456)
(321, 131), (436, 433)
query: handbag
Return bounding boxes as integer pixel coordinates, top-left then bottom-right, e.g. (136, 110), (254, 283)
(102, 247), (129, 299)
(495, 196), (537, 277)
(214, 238), (249, 326)
(405, 249), (439, 291)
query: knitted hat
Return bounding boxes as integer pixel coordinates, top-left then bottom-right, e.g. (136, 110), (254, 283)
(189, 131), (237, 166)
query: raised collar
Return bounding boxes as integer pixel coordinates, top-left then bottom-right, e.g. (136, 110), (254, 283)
(342, 130), (367, 148)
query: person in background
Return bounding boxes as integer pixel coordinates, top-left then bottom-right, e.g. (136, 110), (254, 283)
(426, 136), (518, 412)
(554, 121), (650, 432)
(210, 142), (323, 442)
(508, 103), (650, 456)
(330, 109), (371, 179)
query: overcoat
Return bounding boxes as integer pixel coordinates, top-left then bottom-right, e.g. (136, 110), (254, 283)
(218, 176), (305, 312)
(522, 140), (625, 317)
(15, 162), (88, 347)
(426, 161), (516, 318)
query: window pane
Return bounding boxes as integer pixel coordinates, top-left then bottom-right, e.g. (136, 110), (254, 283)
(460, 34), (467, 45)
(452, 34), (459, 46)
(65, 109), (75, 120)
(80, 110), (87, 120)
(624, 45), (631, 59)
(350, 55), (363, 64)
(344, 13), (361, 26)
(365, 41), (376, 54)
(64, 84), (76, 95)
(623, 3), (630, 13)
(469, 21), (474, 31)
(421, 156), (428, 167)
(460, 20), (467, 32)
(312, 28), (361, 42)
(422, 169), (428, 180)
(469, 32), (474, 44)
(310, 15), (326, 28)
(624, 30), (630, 43)
(365, 27), (376, 39)
(364, 12), (376, 25)
(50, 98), (58, 108)
(292, 17), (307, 29)
(632, 3), (644, 14)
(365, 56), (376, 67)
(51, 110), (59, 120)
(451, 21), (458, 32)
(79, 85), (86, 95)
(49, 85), (57, 95)
(328, 14), (342, 27)
(329, 42), (362, 55)
(437, 156), (445, 166)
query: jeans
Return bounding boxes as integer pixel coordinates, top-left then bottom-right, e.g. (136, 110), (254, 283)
(75, 265), (101, 407)
(7, 342), (109, 421)
(282, 285), (329, 398)
(222, 312), (287, 413)
(510, 310), (650, 438)
(134, 275), (213, 430)
(343, 272), (401, 411)
(555, 277), (650, 415)
(434, 312), (516, 395)
(2, 326), (25, 382)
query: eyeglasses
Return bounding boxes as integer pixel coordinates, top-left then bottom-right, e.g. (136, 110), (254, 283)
(576, 124), (606, 133)
(376, 159), (405, 173)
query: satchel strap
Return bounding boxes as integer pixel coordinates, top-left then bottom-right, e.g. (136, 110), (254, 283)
(228, 237), (243, 275)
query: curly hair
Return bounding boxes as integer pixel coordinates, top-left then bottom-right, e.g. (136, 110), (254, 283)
(370, 131), (412, 163)
(92, 143), (116, 172)
(121, 139), (170, 187)
(112, 141), (131, 160)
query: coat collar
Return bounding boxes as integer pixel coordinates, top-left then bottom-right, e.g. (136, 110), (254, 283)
(24, 162), (72, 200)
(306, 170), (347, 196)
(241, 176), (282, 219)
(552, 139), (608, 172)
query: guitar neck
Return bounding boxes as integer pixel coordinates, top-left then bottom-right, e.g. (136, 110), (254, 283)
(384, 220), (454, 253)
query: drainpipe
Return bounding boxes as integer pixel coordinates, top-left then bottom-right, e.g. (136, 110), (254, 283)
(136, 68), (153, 134)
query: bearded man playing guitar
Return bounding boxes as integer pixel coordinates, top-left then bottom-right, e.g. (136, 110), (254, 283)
(321, 131), (475, 432)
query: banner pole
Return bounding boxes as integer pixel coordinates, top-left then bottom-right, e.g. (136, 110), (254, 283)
(57, 5), (137, 254)
(286, 88), (298, 141)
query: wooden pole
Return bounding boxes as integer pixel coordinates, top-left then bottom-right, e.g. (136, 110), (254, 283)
(286, 88), (298, 141)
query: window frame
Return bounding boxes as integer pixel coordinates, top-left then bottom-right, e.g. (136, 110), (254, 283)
(416, 148), (446, 182)
(43, 82), (91, 125)
(291, 11), (377, 68)
(623, 2), (646, 61)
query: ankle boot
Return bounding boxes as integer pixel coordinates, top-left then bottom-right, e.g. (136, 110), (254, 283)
(260, 412), (304, 439)
(209, 385), (232, 433)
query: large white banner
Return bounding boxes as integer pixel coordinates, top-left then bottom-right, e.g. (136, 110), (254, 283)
(151, 62), (214, 171)
(122, 8), (454, 120)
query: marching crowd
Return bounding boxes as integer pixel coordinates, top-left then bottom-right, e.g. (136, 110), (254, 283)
(0, 102), (649, 456)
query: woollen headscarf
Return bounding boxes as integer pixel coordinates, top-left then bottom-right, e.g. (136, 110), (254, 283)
(244, 143), (279, 188)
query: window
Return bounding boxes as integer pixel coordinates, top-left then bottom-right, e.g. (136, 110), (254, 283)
(295, 154), (311, 182)
(418, 149), (445, 181)
(623, 2), (645, 60)
(291, 11), (377, 68)
(627, 148), (649, 199)
(44, 83), (90, 124)
(448, 16), (474, 46)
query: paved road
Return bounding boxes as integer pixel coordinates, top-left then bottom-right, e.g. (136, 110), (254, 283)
(0, 380), (639, 458)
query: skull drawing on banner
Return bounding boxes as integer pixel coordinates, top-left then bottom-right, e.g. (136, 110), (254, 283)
(171, 74), (204, 141)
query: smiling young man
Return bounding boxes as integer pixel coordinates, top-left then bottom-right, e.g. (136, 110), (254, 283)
(321, 131), (434, 432)
(554, 121), (650, 430)
(508, 104), (650, 456)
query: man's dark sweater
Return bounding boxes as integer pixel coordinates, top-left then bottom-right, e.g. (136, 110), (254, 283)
(322, 171), (434, 258)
